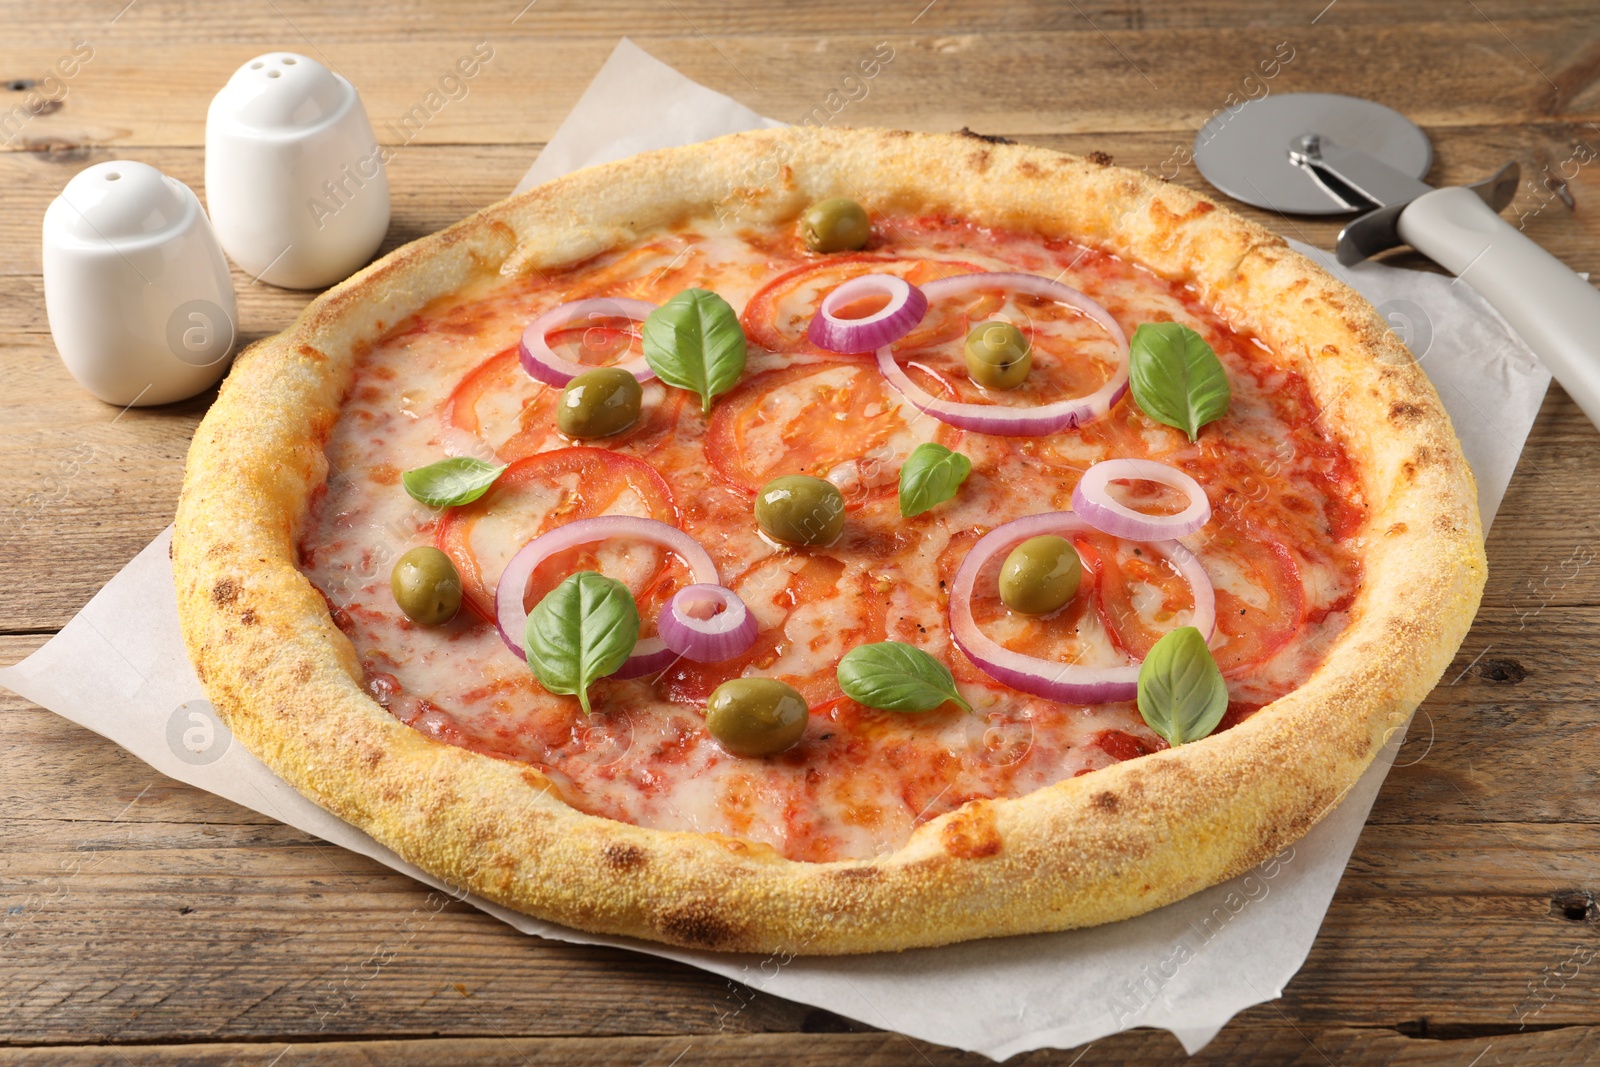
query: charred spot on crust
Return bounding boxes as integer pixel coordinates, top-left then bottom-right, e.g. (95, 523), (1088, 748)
(1092, 791), (1121, 813)
(240, 609), (258, 626)
(941, 801), (1002, 859)
(656, 900), (736, 949)
(1086, 150), (1114, 166)
(1389, 401), (1425, 423)
(968, 149), (992, 172)
(602, 842), (647, 872)
(211, 578), (240, 605)
(955, 126), (1016, 145)
(1016, 160), (1043, 178)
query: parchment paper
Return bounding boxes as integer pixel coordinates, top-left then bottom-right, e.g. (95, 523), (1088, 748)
(0, 38), (1552, 1060)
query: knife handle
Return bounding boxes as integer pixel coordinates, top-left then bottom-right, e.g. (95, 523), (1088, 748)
(1396, 185), (1600, 431)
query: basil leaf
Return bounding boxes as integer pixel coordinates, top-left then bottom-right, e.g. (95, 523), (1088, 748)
(1137, 626), (1228, 746)
(402, 457), (507, 508)
(523, 571), (640, 715)
(1127, 322), (1231, 441)
(642, 288), (748, 414)
(837, 641), (972, 713)
(898, 442), (973, 518)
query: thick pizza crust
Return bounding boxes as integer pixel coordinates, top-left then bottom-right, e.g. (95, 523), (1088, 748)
(174, 127), (1484, 954)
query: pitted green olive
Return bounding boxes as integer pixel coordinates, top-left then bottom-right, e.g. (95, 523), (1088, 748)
(754, 474), (845, 547)
(705, 677), (809, 757)
(391, 546), (463, 626)
(964, 320), (1032, 390)
(800, 197), (871, 253)
(558, 366), (643, 439)
(999, 535), (1082, 616)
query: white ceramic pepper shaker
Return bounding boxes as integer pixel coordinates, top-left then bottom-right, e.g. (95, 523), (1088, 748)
(205, 52), (389, 290)
(42, 160), (238, 407)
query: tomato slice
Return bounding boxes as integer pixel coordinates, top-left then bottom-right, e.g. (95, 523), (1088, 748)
(706, 362), (956, 505)
(445, 330), (683, 464)
(1079, 533), (1202, 661)
(1093, 729), (1163, 762)
(1085, 521), (1304, 674)
(1197, 522), (1307, 675)
(741, 255), (986, 355)
(445, 345), (537, 439)
(562, 237), (738, 305)
(436, 447), (679, 623)
(657, 555), (885, 707)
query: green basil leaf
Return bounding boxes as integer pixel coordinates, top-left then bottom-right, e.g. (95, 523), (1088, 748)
(642, 288), (748, 414)
(523, 571), (640, 715)
(898, 442), (973, 518)
(1137, 625), (1228, 746)
(836, 641), (972, 713)
(402, 457), (507, 508)
(1127, 322), (1231, 442)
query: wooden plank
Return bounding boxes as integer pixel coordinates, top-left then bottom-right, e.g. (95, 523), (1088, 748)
(3, 0), (1598, 45)
(2, 22), (1598, 156)
(6, 851), (1600, 1044)
(4, 1026), (1600, 1067)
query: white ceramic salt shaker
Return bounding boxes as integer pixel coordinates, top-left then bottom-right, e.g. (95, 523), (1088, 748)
(42, 160), (238, 407)
(205, 52), (389, 290)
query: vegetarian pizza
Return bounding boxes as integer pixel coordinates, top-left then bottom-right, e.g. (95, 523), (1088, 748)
(174, 127), (1485, 954)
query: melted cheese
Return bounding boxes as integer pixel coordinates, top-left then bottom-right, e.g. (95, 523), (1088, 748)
(299, 215), (1363, 862)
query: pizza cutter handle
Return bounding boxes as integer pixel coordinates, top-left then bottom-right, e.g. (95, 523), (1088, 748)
(1397, 185), (1600, 431)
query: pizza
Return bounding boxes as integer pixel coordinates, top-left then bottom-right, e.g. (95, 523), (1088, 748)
(173, 127), (1485, 954)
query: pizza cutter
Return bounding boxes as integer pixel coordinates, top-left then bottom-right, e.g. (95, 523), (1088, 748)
(1193, 92), (1600, 431)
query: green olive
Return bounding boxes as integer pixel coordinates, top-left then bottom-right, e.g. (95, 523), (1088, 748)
(754, 474), (845, 547)
(800, 197), (871, 253)
(964, 320), (1032, 390)
(705, 677), (809, 757)
(999, 535), (1082, 616)
(558, 366), (643, 439)
(391, 546), (463, 626)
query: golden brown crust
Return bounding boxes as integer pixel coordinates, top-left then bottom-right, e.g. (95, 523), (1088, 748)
(174, 127), (1485, 954)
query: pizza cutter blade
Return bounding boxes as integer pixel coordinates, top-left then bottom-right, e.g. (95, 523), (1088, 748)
(1193, 92), (1600, 433)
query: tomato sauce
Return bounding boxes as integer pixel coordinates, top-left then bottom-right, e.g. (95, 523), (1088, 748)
(297, 213), (1364, 862)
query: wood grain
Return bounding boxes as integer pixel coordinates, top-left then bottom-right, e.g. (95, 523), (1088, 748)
(2, 21), (1599, 154)
(4, 1), (1600, 1063)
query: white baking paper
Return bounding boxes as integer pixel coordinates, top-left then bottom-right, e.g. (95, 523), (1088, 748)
(1, 38), (1553, 1061)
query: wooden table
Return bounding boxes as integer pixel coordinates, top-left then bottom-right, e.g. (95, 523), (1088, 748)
(4, 1), (1600, 1062)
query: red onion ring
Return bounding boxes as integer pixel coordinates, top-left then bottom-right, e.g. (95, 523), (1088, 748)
(519, 297), (658, 387)
(658, 584), (758, 662)
(493, 516), (718, 677)
(875, 272), (1129, 436)
(1072, 459), (1212, 540)
(806, 273), (929, 354)
(948, 512), (1216, 704)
